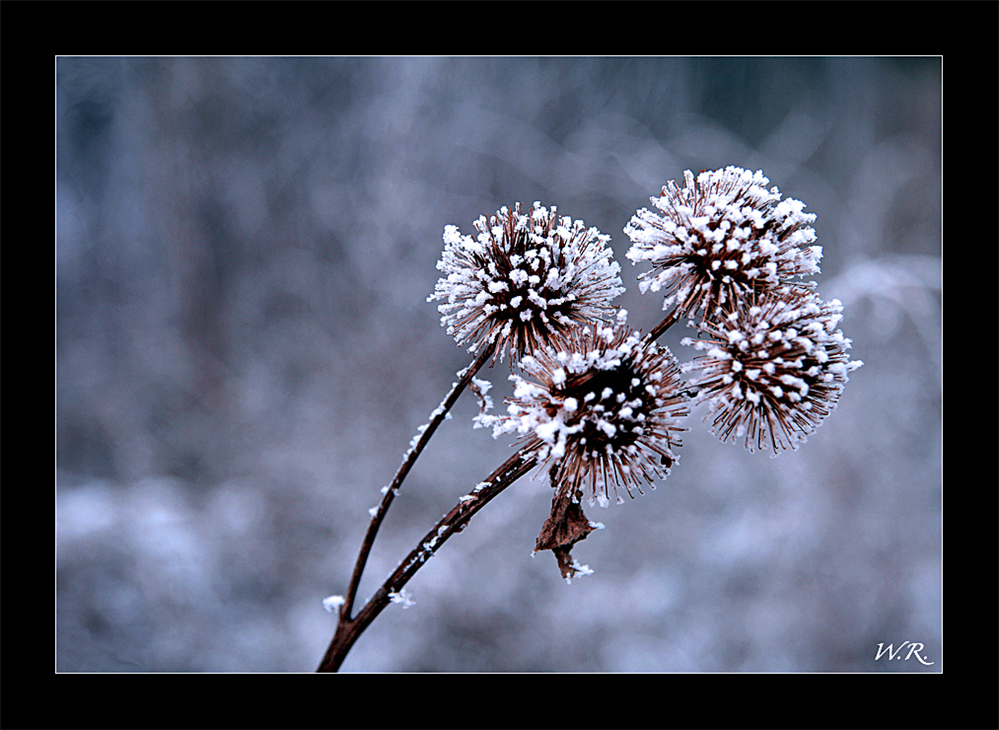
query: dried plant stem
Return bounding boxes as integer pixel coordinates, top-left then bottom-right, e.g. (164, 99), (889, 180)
(644, 305), (684, 343)
(644, 307), (702, 402)
(336, 346), (494, 625)
(318, 448), (539, 672)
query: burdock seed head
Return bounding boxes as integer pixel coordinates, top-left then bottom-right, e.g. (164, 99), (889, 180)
(624, 166), (823, 324)
(681, 290), (864, 455)
(488, 311), (690, 506)
(429, 202), (625, 364)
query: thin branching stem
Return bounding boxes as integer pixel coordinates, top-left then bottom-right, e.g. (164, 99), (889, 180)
(644, 305), (684, 344)
(318, 448), (539, 672)
(338, 345), (494, 622)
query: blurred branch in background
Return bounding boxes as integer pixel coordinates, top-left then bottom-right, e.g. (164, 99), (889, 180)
(824, 254), (941, 388)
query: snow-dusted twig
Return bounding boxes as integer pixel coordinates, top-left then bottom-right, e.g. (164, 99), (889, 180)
(317, 448), (539, 672)
(336, 345), (494, 623)
(643, 304), (684, 343)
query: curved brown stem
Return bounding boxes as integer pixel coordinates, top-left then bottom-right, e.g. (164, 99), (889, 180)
(644, 305), (684, 343)
(337, 346), (493, 622)
(317, 448), (539, 672)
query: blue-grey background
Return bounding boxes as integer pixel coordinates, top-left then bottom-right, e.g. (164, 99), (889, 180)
(56, 56), (942, 672)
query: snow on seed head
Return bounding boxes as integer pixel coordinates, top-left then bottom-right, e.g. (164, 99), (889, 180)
(681, 290), (863, 455)
(429, 202), (625, 363)
(488, 314), (690, 504)
(624, 167), (823, 323)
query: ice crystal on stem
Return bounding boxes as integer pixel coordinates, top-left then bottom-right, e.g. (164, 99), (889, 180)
(489, 313), (689, 506)
(322, 595), (346, 613)
(429, 201), (625, 363)
(388, 588), (415, 609)
(681, 291), (864, 455)
(625, 167), (822, 325)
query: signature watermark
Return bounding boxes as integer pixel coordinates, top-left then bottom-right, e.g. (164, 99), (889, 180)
(874, 641), (934, 666)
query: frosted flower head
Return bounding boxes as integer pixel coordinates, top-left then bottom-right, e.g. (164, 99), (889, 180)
(429, 202), (625, 363)
(624, 166), (823, 322)
(491, 313), (689, 505)
(681, 291), (863, 455)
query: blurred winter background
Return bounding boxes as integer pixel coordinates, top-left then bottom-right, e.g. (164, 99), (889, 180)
(56, 56), (941, 672)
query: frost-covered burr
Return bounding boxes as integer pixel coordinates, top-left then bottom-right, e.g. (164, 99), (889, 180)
(488, 311), (689, 506)
(625, 166), (823, 328)
(429, 201), (625, 363)
(681, 290), (864, 455)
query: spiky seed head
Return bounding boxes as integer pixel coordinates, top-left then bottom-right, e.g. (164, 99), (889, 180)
(681, 290), (863, 455)
(487, 312), (690, 505)
(429, 202), (625, 363)
(624, 166), (823, 323)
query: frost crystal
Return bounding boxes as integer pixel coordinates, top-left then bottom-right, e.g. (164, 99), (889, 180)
(488, 315), (690, 504)
(624, 167), (822, 322)
(429, 202), (625, 363)
(322, 595), (345, 613)
(682, 290), (863, 455)
(564, 559), (594, 584)
(470, 376), (495, 428)
(388, 588), (415, 609)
